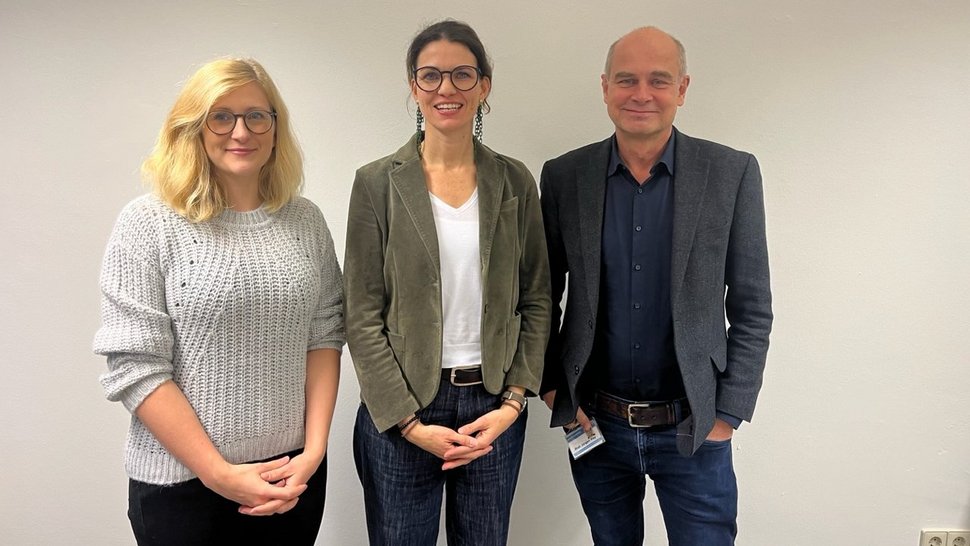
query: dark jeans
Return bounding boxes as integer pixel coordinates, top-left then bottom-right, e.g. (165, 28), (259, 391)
(354, 381), (527, 546)
(569, 408), (737, 546)
(128, 450), (327, 546)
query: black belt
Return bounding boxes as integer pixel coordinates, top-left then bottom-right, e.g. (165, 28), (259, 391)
(593, 391), (689, 428)
(441, 366), (483, 386)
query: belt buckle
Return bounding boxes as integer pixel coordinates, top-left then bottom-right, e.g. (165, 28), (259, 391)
(627, 402), (654, 428)
(450, 366), (482, 387)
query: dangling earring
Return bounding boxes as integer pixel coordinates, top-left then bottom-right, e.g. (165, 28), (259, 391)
(474, 103), (484, 142)
(416, 107), (424, 134)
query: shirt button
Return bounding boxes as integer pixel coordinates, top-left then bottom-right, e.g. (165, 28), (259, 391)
(634, 343), (641, 349)
(637, 188), (644, 194)
(635, 225), (642, 232)
(633, 303), (641, 310)
(574, 366), (580, 374)
(634, 378), (641, 383)
(634, 264), (641, 271)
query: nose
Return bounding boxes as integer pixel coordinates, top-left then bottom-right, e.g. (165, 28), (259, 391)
(437, 74), (458, 95)
(632, 81), (653, 102)
(230, 115), (252, 140)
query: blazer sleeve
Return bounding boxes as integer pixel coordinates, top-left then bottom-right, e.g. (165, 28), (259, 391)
(503, 163), (551, 394)
(343, 172), (422, 432)
(718, 153), (773, 421)
(538, 160), (568, 397)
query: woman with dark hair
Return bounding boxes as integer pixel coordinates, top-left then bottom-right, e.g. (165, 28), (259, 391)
(94, 58), (344, 545)
(344, 19), (550, 545)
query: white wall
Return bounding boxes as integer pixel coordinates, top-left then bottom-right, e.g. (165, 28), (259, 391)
(2, 1), (968, 544)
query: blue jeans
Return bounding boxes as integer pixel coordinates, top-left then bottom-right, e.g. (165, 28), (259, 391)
(569, 408), (737, 546)
(354, 380), (527, 546)
(128, 449), (326, 546)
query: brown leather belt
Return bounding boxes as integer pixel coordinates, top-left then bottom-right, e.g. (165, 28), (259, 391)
(593, 391), (689, 428)
(441, 366), (483, 386)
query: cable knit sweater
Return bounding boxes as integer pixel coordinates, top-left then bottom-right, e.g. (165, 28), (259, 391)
(94, 194), (345, 485)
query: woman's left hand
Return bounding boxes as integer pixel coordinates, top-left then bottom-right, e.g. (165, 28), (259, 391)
(239, 450), (325, 516)
(442, 404), (520, 470)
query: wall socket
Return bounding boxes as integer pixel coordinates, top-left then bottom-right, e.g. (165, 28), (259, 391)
(923, 531), (948, 546)
(947, 531), (970, 546)
(921, 530), (970, 546)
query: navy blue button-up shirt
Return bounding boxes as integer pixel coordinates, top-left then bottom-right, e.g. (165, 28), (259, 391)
(592, 133), (686, 402)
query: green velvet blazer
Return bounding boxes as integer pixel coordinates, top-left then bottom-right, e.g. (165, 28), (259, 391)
(344, 133), (551, 432)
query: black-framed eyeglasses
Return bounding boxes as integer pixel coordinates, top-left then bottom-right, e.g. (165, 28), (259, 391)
(412, 65), (481, 92)
(205, 110), (277, 135)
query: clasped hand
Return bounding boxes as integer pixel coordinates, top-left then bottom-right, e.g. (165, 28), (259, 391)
(203, 452), (323, 517)
(405, 405), (519, 471)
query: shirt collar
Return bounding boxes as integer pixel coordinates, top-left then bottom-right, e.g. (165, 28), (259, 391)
(607, 131), (676, 178)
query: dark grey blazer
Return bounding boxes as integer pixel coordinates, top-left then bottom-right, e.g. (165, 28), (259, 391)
(539, 128), (772, 455)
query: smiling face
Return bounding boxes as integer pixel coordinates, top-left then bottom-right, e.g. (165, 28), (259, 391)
(202, 81), (275, 188)
(602, 28), (689, 144)
(411, 39), (490, 138)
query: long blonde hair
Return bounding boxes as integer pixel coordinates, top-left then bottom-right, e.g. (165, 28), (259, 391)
(143, 58), (303, 222)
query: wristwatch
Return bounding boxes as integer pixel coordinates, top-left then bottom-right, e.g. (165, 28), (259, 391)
(500, 390), (527, 413)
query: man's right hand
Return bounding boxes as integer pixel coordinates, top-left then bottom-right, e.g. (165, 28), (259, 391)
(541, 390), (593, 433)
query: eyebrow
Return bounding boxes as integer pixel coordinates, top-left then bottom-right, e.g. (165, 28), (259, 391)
(210, 106), (272, 111)
(612, 70), (675, 80)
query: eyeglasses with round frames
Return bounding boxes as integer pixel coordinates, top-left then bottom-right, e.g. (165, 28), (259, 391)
(205, 110), (277, 135)
(412, 65), (481, 92)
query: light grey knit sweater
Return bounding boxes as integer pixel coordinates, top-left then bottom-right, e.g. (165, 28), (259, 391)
(94, 194), (345, 485)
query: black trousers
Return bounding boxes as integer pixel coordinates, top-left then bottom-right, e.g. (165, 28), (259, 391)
(128, 450), (327, 546)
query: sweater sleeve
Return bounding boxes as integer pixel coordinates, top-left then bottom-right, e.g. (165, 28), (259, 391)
(307, 206), (346, 352)
(93, 205), (174, 413)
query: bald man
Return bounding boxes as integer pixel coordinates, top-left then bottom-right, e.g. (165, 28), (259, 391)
(539, 27), (772, 545)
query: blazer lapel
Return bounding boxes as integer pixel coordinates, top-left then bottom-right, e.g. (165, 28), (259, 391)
(475, 141), (505, 275)
(388, 135), (440, 271)
(578, 138), (612, 315)
(671, 129), (711, 295)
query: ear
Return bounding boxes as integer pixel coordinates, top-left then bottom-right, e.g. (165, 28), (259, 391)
(479, 76), (491, 103)
(409, 79), (423, 116)
(677, 75), (690, 106)
(601, 73), (609, 103)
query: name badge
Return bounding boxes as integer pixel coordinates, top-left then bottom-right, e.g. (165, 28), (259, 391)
(566, 418), (606, 459)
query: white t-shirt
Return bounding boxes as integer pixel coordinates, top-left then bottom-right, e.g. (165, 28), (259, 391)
(429, 189), (483, 369)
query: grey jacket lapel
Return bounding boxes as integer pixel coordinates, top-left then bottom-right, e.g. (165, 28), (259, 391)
(578, 138), (612, 315)
(671, 130), (711, 295)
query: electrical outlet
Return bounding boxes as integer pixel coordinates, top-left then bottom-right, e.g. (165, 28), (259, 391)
(947, 530), (970, 546)
(923, 531), (948, 546)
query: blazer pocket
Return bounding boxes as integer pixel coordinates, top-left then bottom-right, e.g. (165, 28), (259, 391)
(495, 197), (520, 254)
(694, 220), (731, 249)
(696, 219), (730, 235)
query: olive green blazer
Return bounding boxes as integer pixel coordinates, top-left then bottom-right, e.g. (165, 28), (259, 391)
(344, 134), (551, 433)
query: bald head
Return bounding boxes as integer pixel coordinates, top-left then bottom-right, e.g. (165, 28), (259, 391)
(604, 26), (687, 79)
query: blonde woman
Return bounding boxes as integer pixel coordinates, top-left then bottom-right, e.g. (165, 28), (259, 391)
(94, 58), (344, 545)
